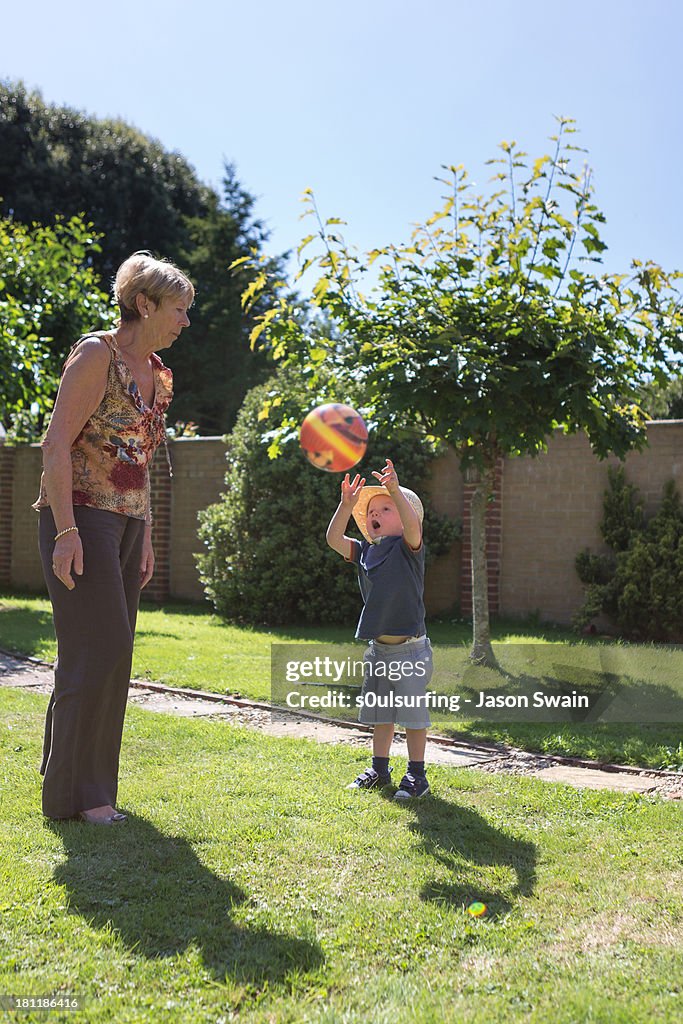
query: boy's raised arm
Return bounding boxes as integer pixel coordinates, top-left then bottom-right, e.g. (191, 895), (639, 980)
(392, 489), (422, 550)
(372, 459), (422, 550)
(326, 472), (365, 559)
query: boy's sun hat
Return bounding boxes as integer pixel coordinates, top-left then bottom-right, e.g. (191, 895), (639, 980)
(351, 486), (424, 543)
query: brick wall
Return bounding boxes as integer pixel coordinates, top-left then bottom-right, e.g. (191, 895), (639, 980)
(145, 448), (173, 602)
(3, 438), (231, 604)
(499, 422), (683, 623)
(459, 458), (503, 618)
(168, 438), (230, 601)
(0, 446), (15, 587)
(423, 446), (462, 615)
(11, 445), (44, 590)
(3, 422), (682, 624)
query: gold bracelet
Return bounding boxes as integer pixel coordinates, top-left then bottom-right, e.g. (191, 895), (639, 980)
(54, 525), (79, 540)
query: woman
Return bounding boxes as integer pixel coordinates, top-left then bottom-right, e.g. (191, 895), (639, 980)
(33, 251), (194, 824)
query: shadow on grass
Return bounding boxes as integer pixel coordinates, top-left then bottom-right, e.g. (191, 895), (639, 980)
(134, 630), (183, 640)
(395, 793), (537, 918)
(47, 817), (323, 985)
(439, 720), (683, 769)
(431, 643), (683, 765)
(429, 643), (683, 724)
(0, 605), (55, 658)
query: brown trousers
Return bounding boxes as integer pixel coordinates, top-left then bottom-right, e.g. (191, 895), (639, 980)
(39, 507), (145, 819)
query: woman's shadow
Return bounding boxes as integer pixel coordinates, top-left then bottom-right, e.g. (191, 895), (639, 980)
(47, 816), (323, 983)
(388, 792), (537, 916)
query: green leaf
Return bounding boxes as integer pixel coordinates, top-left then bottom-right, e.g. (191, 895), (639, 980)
(240, 271), (267, 309)
(312, 277), (330, 303)
(229, 255), (251, 271)
(297, 234), (317, 256)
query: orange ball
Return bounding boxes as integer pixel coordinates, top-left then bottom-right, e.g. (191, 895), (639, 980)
(300, 403), (368, 472)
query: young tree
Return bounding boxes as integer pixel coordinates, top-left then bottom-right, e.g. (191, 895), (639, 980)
(236, 118), (683, 665)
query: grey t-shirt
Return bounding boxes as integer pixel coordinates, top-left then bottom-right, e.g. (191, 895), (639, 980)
(347, 534), (426, 640)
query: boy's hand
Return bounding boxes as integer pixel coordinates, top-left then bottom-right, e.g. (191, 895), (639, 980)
(372, 458), (400, 495)
(341, 472), (366, 507)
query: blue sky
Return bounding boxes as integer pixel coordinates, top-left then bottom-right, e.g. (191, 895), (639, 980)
(4, 0), (682, 279)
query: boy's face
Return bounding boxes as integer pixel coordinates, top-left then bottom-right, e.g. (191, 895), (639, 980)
(366, 495), (403, 540)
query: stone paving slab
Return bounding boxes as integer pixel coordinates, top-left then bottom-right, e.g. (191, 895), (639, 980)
(535, 765), (659, 793)
(127, 686), (489, 765)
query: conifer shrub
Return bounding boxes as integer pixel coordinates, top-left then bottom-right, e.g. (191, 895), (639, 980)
(575, 467), (683, 640)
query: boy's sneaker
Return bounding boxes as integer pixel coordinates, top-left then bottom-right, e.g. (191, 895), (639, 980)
(394, 772), (430, 801)
(346, 766), (393, 790)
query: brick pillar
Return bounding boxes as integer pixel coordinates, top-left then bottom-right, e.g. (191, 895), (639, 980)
(0, 445), (15, 587)
(460, 456), (503, 617)
(145, 443), (173, 603)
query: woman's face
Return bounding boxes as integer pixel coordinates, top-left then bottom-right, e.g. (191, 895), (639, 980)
(148, 294), (191, 349)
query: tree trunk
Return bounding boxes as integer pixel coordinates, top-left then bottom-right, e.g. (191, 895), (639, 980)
(469, 468), (498, 667)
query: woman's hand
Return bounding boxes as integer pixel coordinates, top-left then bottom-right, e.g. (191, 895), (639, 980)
(341, 472), (366, 507)
(140, 528), (155, 589)
(51, 532), (84, 591)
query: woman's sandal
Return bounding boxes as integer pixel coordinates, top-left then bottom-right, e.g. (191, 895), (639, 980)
(79, 810), (128, 825)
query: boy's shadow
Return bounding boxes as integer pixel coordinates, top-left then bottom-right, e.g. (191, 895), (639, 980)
(47, 817), (323, 983)
(387, 792), (537, 917)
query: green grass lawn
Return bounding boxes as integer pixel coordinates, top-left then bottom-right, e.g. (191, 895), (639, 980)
(0, 592), (574, 698)
(1, 592), (681, 770)
(1, 687), (682, 1024)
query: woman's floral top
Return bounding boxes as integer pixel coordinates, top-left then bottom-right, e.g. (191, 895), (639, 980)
(33, 332), (173, 521)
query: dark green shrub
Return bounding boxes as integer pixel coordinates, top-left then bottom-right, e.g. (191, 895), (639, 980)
(197, 368), (461, 626)
(575, 469), (683, 640)
(600, 466), (644, 551)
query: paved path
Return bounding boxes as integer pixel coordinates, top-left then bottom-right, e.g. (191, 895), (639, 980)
(2, 651), (681, 798)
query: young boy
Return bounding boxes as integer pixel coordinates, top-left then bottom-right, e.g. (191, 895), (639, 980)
(326, 458), (433, 800)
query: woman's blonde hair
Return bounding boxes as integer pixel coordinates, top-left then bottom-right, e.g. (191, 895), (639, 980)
(113, 251), (195, 322)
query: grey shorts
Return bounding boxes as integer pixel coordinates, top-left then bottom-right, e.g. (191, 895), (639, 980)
(358, 636), (433, 729)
